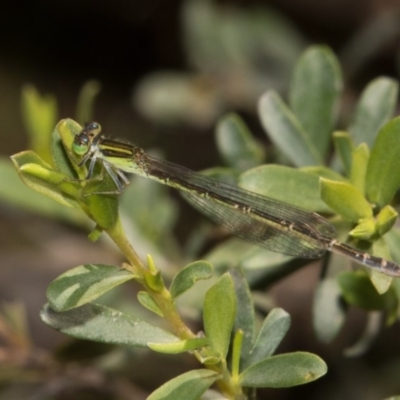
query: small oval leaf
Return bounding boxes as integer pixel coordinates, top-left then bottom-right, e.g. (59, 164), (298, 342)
(231, 268), (255, 364)
(246, 308), (291, 369)
(47, 264), (135, 311)
(376, 205), (398, 236)
(22, 85), (57, 164)
(313, 278), (346, 343)
(0, 158), (82, 223)
(349, 218), (376, 240)
(289, 45), (342, 157)
(52, 118), (82, 177)
(170, 261), (213, 299)
(370, 239), (394, 294)
(350, 143), (369, 195)
(320, 178), (372, 222)
(76, 80), (102, 124)
(338, 271), (398, 310)
(41, 303), (179, 346)
(148, 337), (208, 354)
(239, 164), (331, 212)
(240, 352), (327, 388)
(258, 91), (322, 167)
(366, 117), (400, 207)
(203, 273), (236, 358)
(147, 369), (219, 400)
(11, 151), (79, 208)
(301, 165), (346, 181)
(137, 291), (163, 316)
(332, 130), (354, 176)
(216, 113), (264, 171)
(384, 228), (400, 266)
(350, 77), (399, 147)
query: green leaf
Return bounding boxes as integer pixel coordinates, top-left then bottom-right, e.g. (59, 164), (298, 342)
(182, 0), (229, 71)
(144, 269), (165, 293)
(134, 72), (219, 127)
(239, 164), (332, 212)
(231, 268), (255, 364)
(11, 150), (80, 208)
(349, 218), (376, 240)
(350, 77), (399, 147)
(57, 119), (116, 219)
(197, 166), (238, 185)
(14, 119), (118, 229)
(147, 369), (219, 400)
(203, 273), (236, 358)
(332, 131), (354, 176)
(52, 118), (83, 178)
(137, 291), (163, 316)
(301, 165), (346, 181)
(240, 352), (327, 388)
(0, 157), (83, 224)
(56, 119), (119, 234)
(204, 239), (253, 268)
(320, 178), (372, 222)
(258, 91), (322, 167)
(376, 205), (398, 237)
(203, 238), (293, 279)
(369, 238), (394, 294)
(216, 113), (264, 171)
(41, 303), (179, 346)
(366, 117), (400, 207)
(148, 337), (208, 354)
(80, 177), (120, 230)
(313, 278), (346, 343)
(350, 143), (369, 195)
(289, 46), (342, 157)
(349, 217), (377, 241)
(182, 0), (306, 78)
(75, 79), (102, 124)
(21, 85), (57, 163)
(231, 329), (244, 382)
(170, 261), (213, 299)
(384, 228), (400, 264)
(47, 264), (135, 311)
(240, 247), (294, 277)
(245, 308), (290, 369)
(338, 271), (398, 310)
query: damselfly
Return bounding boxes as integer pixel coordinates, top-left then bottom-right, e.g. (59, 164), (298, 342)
(71, 121), (400, 277)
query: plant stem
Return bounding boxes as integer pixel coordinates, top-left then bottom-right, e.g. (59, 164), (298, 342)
(106, 218), (145, 276)
(106, 218), (244, 398)
(106, 218), (195, 339)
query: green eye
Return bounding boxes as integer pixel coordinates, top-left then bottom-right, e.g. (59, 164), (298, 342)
(72, 141), (89, 156)
(72, 122), (102, 157)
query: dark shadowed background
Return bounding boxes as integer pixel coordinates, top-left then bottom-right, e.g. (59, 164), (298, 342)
(0, 1), (400, 399)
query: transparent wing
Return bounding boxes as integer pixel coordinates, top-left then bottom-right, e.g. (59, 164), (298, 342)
(143, 156), (335, 258)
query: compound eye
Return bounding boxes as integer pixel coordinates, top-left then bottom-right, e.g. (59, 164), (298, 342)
(79, 136), (89, 145)
(72, 139), (90, 156)
(86, 121), (101, 136)
(72, 130), (92, 156)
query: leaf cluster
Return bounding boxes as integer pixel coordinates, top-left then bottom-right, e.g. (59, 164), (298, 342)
(5, 44), (400, 398)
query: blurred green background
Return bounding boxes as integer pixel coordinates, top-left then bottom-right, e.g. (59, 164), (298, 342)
(1, 1), (400, 399)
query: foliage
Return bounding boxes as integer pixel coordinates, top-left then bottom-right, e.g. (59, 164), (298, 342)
(133, 0), (307, 127)
(5, 44), (400, 398)
(10, 115), (326, 398)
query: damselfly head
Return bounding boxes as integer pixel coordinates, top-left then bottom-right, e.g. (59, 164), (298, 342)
(72, 122), (102, 156)
(84, 121), (102, 136)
